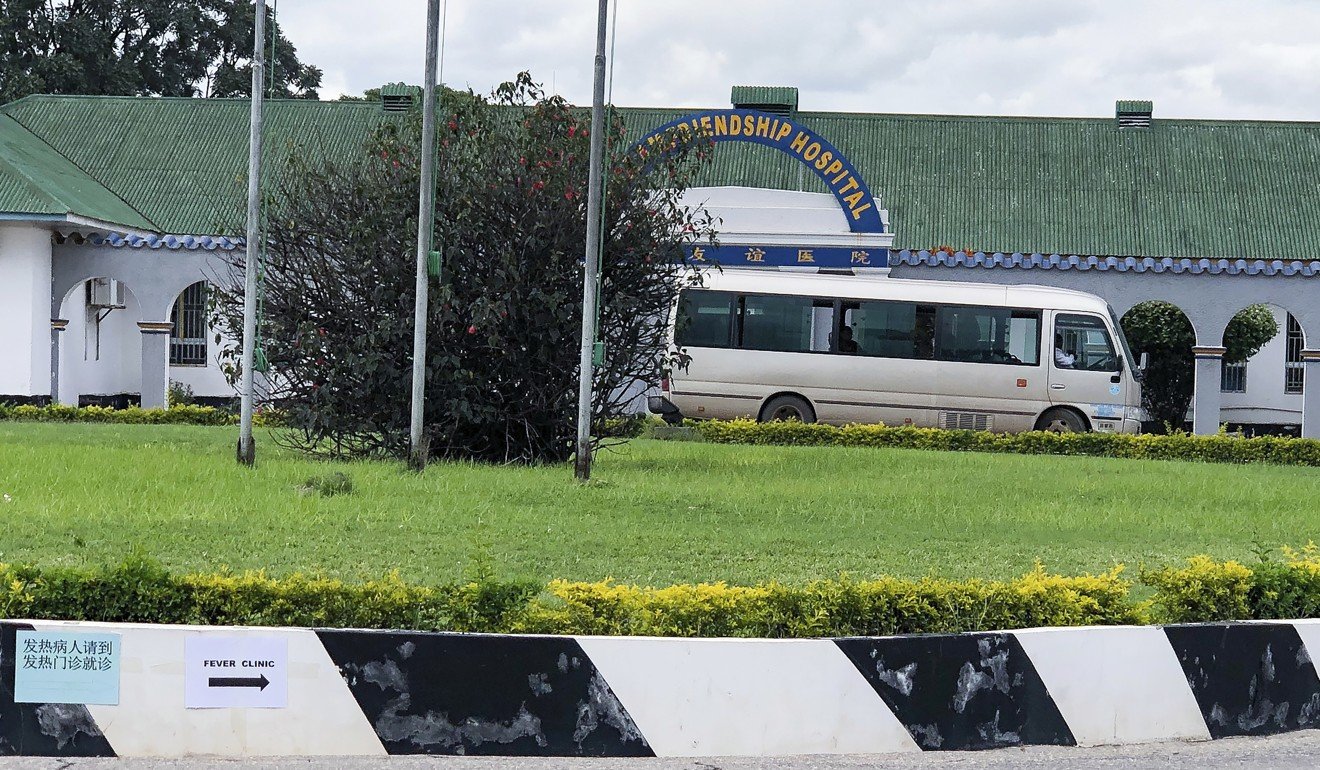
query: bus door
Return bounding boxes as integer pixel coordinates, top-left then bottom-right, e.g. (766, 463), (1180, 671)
(1048, 312), (1127, 431)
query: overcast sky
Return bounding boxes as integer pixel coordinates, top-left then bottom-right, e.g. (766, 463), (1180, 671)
(280, 0), (1320, 121)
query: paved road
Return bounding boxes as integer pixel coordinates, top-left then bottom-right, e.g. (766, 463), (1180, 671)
(4, 732), (1320, 770)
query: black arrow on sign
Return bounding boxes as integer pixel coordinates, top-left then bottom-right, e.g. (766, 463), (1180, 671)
(208, 674), (270, 690)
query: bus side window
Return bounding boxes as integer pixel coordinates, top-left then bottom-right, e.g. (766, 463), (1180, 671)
(914, 305), (936, 359)
(1054, 313), (1120, 372)
(675, 290), (736, 348)
(742, 294), (818, 353)
(845, 301), (921, 358)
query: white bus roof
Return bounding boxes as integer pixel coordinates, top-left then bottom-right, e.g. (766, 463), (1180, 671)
(691, 270), (1113, 315)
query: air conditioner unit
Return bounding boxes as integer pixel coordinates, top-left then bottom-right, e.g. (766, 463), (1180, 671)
(86, 278), (127, 309)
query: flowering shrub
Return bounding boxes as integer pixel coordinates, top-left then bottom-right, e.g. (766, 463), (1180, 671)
(209, 72), (716, 463)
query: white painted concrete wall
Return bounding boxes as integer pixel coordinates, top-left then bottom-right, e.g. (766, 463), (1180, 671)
(57, 279), (237, 403)
(0, 223), (53, 397)
(1222, 306), (1303, 425)
(59, 282), (142, 400)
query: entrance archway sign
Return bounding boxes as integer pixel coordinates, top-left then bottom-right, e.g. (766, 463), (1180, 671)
(640, 109), (886, 234)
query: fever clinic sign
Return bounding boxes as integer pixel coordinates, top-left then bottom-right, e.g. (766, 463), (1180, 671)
(185, 634), (288, 709)
(638, 109), (885, 234)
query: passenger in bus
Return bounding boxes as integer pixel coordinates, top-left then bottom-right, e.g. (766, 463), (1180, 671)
(837, 325), (859, 354)
(1054, 334), (1076, 367)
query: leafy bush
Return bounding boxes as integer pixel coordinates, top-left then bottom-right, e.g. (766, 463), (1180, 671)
(14, 553), (1320, 635)
(0, 557), (1139, 636)
(514, 566), (1141, 637)
(0, 403), (236, 426)
(0, 403), (287, 427)
(0, 556), (537, 633)
(209, 73), (715, 463)
(1142, 546), (1320, 623)
(688, 418), (1320, 467)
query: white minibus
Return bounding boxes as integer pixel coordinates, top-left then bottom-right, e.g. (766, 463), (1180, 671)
(650, 271), (1145, 434)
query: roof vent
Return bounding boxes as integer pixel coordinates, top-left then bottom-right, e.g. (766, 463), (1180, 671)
(380, 82), (421, 113)
(731, 85), (799, 116)
(1116, 99), (1153, 129)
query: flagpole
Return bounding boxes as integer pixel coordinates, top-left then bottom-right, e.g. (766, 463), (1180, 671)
(573, 0), (609, 481)
(237, 0), (266, 466)
(409, 0), (442, 470)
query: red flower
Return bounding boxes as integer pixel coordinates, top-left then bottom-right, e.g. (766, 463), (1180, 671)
(568, 126), (577, 138)
(532, 181), (545, 192)
(447, 120), (458, 131)
(564, 190), (577, 201)
(467, 325), (478, 335)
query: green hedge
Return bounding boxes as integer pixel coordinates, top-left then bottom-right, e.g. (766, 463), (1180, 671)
(0, 557), (1140, 636)
(0, 403), (288, 427)
(691, 418), (1320, 467)
(1141, 546), (1320, 623)
(8, 554), (1320, 636)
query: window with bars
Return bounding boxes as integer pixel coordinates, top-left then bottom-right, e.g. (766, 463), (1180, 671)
(169, 282), (208, 366)
(1220, 360), (1247, 393)
(1286, 313), (1305, 395)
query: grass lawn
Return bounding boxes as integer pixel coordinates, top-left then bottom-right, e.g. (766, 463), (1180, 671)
(1, 422), (1318, 585)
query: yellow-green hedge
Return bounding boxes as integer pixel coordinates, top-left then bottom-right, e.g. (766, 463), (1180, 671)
(515, 567), (1140, 637)
(0, 557), (1140, 636)
(9, 553), (1320, 635)
(691, 418), (1320, 467)
(1142, 546), (1320, 622)
(0, 403), (285, 427)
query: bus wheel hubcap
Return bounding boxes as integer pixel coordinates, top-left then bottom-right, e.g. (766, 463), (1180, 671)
(1046, 419), (1073, 432)
(774, 407), (799, 421)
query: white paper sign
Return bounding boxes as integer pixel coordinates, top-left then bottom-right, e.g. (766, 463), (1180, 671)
(14, 630), (121, 705)
(185, 635), (288, 709)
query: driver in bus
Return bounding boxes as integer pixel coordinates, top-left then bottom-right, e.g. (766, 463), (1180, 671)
(838, 325), (859, 354)
(1054, 333), (1076, 367)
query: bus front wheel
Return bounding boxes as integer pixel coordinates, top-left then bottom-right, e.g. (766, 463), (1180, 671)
(1036, 408), (1088, 433)
(761, 395), (816, 424)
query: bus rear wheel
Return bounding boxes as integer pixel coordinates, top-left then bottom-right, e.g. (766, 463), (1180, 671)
(1036, 408), (1088, 433)
(761, 395), (816, 424)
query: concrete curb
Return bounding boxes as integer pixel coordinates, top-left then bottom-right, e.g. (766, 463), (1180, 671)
(2, 619), (1318, 757)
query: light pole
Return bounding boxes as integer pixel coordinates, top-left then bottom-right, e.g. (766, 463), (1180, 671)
(573, 0), (610, 482)
(237, 0), (266, 466)
(409, 0), (442, 470)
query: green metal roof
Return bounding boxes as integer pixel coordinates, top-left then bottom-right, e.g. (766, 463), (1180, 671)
(2, 93), (1320, 260)
(730, 86), (799, 111)
(1116, 100), (1153, 115)
(0, 113), (154, 230)
(621, 108), (1320, 259)
(1, 95), (381, 234)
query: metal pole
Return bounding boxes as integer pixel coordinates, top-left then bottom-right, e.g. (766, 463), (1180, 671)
(409, 0), (441, 470)
(574, 0), (609, 482)
(237, 0), (266, 466)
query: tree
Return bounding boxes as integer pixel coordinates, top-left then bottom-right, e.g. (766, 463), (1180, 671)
(0, 1), (321, 103)
(1121, 302), (1278, 430)
(210, 74), (715, 463)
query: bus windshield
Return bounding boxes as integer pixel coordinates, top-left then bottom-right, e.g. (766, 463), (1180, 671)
(1107, 304), (1137, 371)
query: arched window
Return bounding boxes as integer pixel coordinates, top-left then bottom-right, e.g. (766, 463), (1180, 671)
(170, 282), (208, 366)
(1286, 313), (1305, 395)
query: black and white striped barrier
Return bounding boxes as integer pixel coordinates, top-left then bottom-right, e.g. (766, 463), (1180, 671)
(3, 619), (1320, 757)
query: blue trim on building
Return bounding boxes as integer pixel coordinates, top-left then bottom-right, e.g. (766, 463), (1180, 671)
(55, 232), (243, 251)
(894, 250), (1320, 277)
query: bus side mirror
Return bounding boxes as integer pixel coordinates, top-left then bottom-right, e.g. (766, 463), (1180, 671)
(1139, 352), (1150, 372)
